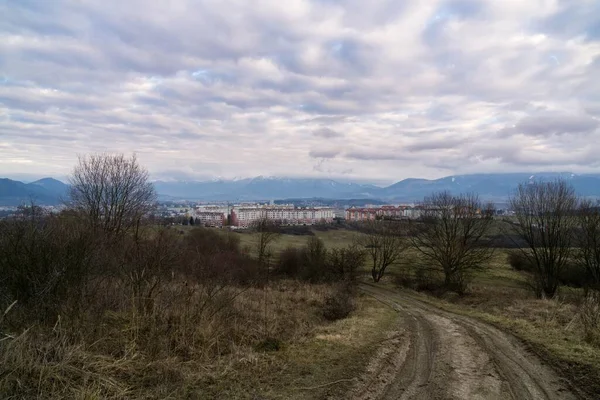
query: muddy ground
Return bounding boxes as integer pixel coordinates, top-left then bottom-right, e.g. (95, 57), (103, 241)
(349, 284), (581, 400)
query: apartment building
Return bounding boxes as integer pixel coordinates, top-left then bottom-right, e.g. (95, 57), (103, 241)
(345, 205), (422, 221)
(195, 211), (226, 227)
(231, 205), (334, 227)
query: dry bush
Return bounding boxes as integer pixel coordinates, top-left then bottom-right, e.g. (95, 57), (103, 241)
(558, 262), (587, 289)
(275, 238), (364, 283)
(327, 245), (366, 283)
(0, 215), (103, 329)
(507, 251), (535, 272)
(277, 246), (303, 277)
(322, 283), (356, 321)
(0, 156), (359, 398)
(184, 227), (241, 255)
(579, 292), (600, 346)
(0, 279), (336, 399)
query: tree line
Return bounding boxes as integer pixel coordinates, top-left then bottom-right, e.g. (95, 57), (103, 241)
(352, 180), (600, 299)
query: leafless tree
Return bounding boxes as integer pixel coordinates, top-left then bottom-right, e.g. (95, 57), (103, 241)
(358, 220), (407, 283)
(509, 180), (578, 298)
(575, 199), (600, 293)
(328, 244), (366, 283)
(409, 192), (495, 293)
(250, 217), (280, 339)
(68, 153), (156, 236)
(251, 217), (281, 267)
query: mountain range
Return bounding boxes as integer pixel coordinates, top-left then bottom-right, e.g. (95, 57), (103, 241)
(0, 178), (69, 206)
(1, 172), (600, 206)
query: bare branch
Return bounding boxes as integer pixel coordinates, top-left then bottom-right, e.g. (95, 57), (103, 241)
(409, 191), (495, 293)
(357, 220), (407, 282)
(68, 153), (156, 237)
(509, 180), (578, 298)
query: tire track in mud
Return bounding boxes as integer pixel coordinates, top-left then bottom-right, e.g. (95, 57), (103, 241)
(378, 297), (438, 399)
(355, 284), (578, 400)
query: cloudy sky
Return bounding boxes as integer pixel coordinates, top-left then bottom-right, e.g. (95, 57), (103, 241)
(1, 0), (599, 184)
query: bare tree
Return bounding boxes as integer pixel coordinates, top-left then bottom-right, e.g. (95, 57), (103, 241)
(328, 244), (366, 283)
(251, 217), (281, 267)
(250, 217), (280, 340)
(409, 192), (495, 293)
(509, 180), (578, 298)
(68, 154), (156, 236)
(359, 220), (407, 283)
(575, 199), (600, 293)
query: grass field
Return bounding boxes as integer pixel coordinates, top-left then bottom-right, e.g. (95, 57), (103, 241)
(232, 228), (362, 256)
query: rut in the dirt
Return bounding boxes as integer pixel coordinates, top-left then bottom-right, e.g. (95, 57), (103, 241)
(352, 284), (578, 400)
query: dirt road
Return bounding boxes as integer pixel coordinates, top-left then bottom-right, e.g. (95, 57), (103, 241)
(351, 284), (578, 400)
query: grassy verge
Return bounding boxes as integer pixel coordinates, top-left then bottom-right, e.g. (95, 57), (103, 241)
(179, 291), (399, 399)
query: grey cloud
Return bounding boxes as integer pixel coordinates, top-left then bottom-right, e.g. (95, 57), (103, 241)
(405, 138), (466, 152)
(309, 149), (340, 158)
(503, 114), (599, 137)
(534, 1), (600, 41)
(344, 149), (410, 161)
(313, 128), (343, 138)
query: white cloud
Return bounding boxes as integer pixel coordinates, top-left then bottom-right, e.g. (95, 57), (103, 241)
(0, 0), (599, 183)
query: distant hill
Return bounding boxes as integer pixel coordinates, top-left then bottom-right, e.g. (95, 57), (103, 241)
(0, 178), (68, 206)
(29, 178), (70, 198)
(154, 172), (600, 202)
(2, 173), (600, 205)
(381, 172), (600, 201)
(153, 176), (380, 201)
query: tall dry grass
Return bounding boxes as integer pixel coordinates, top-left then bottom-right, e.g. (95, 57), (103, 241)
(0, 214), (352, 398)
(0, 278), (337, 399)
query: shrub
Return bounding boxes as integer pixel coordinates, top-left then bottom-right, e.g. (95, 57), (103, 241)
(393, 272), (414, 288)
(321, 284), (356, 321)
(580, 292), (600, 346)
(0, 215), (100, 327)
(300, 237), (328, 282)
(413, 266), (445, 294)
(276, 247), (303, 277)
(507, 251), (535, 272)
(185, 227), (240, 255)
(559, 263), (587, 288)
(255, 337), (282, 352)
(276, 240), (365, 284)
(327, 245), (366, 283)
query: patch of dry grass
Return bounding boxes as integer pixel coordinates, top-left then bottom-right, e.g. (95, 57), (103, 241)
(0, 281), (397, 399)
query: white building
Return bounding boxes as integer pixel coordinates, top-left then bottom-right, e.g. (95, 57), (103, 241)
(195, 211), (226, 227)
(231, 205), (334, 227)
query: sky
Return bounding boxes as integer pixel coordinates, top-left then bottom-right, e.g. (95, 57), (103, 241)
(1, 0), (599, 184)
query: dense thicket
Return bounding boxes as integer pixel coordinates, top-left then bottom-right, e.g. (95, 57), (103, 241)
(275, 236), (365, 283)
